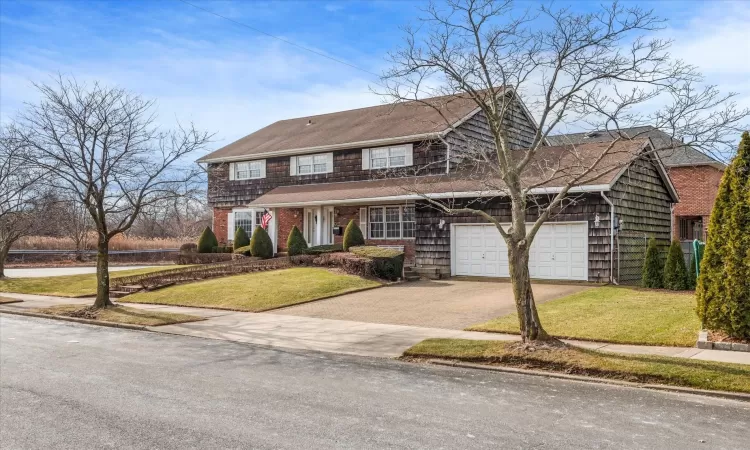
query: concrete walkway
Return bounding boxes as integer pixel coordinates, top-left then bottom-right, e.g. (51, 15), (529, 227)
(1, 292), (749, 364)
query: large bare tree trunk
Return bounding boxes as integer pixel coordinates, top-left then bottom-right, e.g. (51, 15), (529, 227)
(94, 238), (114, 308)
(0, 243), (9, 279)
(508, 244), (549, 342)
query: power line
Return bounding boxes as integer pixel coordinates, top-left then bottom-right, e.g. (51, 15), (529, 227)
(175, 0), (383, 80)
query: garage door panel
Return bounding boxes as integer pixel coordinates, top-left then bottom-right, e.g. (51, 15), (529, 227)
(454, 222), (587, 281)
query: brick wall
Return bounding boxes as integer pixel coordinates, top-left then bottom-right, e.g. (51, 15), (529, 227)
(668, 165), (723, 239)
(212, 207), (231, 244)
(333, 206), (416, 263)
(277, 208), (304, 251)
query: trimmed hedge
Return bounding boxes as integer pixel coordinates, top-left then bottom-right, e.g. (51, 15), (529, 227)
(642, 237), (663, 288)
(197, 226), (219, 253)
(305, 244), (343, 255)
(179, 243), (198, 254)
(249, 226), (274, 259)
(287, 226), (308, 256)
(233, 226), (250, 250)
(312, 252), (373, 277)
(342, 220), (365, 250)
(350, 246), (405, 281)
(211, 246), (233, 254)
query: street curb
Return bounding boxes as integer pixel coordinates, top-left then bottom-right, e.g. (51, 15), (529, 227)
(0, 307), (148, 331)
(426, 359), (750, 403)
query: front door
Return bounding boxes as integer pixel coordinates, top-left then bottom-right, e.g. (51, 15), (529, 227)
(304, 208), (316, 245)
(303, 207), (334, 246)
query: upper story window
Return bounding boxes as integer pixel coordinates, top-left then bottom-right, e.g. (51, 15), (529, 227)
(230, 160), (265, 180)
(290, 153), (333, 175)
(363, 144), (413, 170)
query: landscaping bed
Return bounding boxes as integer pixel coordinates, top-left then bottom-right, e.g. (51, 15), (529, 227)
(31, 304), (203, 326)
(467, 286), (699, 347)
(120, 267), (381, 312)
(0, 266), (182, 297)
(404, 338), (750, 394)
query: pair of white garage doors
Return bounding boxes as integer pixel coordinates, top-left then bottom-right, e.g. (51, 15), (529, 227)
(452, 222), (588, 281)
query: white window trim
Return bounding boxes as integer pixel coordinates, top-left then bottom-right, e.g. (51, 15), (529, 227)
(291, 152), (333, 176)
(367, 205), (416, 240)
(229, 208), (263, 242)
(363, 144), (413, 170)
(230, 160), (266, 181)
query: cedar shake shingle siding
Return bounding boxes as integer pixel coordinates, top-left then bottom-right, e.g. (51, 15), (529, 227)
(208, 140), (447, 207)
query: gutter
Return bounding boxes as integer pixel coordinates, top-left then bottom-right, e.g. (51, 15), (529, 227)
(600, 191), (618, 285)
(249, 185), (613, 208)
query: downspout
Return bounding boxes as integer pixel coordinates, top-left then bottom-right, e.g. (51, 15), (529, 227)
(600, 191), (618, 285)
(670, 203), (675, 241)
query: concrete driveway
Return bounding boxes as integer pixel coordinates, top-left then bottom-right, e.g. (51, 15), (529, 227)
(274, 279), (591, 330)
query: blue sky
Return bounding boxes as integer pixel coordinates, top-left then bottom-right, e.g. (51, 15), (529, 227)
(1, 0), (749, 155)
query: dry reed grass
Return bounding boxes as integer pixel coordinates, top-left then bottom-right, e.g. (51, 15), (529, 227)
(14, 234), (192, 251)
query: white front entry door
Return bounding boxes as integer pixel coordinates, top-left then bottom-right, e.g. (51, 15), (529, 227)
(452, 222), (588, 281)
(303, 207), (334, 246)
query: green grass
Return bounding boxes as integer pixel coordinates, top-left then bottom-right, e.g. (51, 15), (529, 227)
(0, 266), (182, 297)
(468, 286), (700, 347)
(121, 267), (381, 312)
(32, 304), (203, 326)
(404, 338), (750, 394)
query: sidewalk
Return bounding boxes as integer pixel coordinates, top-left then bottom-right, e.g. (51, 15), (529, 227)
(2, 292), (749, 364)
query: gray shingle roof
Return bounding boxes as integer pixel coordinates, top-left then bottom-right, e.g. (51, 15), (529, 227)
(548, 126), (725, 168)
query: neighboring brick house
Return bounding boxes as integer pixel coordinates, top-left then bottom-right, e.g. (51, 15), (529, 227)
(549, 126), (725, 243)
(200, 93), (678, 283)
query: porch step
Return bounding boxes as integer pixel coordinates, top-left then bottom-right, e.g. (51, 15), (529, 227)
(402, 266), (420, 282)
(414, 266), (442, 280)
(109, 290), (133, 298)
(118, 285), (144, 293)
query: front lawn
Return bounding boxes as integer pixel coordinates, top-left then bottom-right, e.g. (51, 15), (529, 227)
(0, 266), (182, 297)
(32, 304), (203, 326)
(404, 338), (750, 394)
(467, 286), (700, 347)
(121, 267), (381, 312)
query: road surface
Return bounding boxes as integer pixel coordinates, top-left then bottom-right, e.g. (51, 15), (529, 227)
(1, 315), (747, 449)
(4, 266), (157, 278)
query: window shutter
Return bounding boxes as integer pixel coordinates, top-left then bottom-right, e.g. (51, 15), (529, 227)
(259, 159), (266, 178)
(289, 156), (297, 176)
(227, 211), (235, 242)
(359, 207), (368, 238)
(404, 143), (414, 166)
(229, 163), (235, 180)
(326, 152), (334, 173)
(362, 149), (370, 170)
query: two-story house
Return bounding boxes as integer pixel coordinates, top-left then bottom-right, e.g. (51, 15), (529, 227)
(200, 92), (678, 284)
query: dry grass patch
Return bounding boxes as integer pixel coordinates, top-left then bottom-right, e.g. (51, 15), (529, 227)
(404, 338), (750, 394)
(32, 304), (203, 326)
(0, 266), (182, 297)
(122, 267), (381, 312)
(468, 286), (699, 347)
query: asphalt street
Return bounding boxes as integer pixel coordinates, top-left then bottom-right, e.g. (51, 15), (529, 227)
(1, 314), (748, 449)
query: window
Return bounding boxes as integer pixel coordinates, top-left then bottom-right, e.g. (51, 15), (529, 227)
(368, 205), (415, 239)
(234, 160), (264, 180)
(234, 211), (253, 235)
(678, 217), (703, 241)
(369, 145), (410, 169)
(297, 154), (330, 175)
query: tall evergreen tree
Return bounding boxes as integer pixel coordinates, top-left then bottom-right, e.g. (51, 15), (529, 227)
(642, 237), (663, 288)
(697, 132), (750, 338)
(286, 225), (308, 256)
(233, 226), (250, 250)
(663, 240), (689, 290)
(197, 226), (218, 253)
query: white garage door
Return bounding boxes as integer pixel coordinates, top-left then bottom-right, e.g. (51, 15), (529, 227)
(452, 222), (588, 281)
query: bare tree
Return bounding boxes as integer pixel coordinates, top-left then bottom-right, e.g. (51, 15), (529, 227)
(0, 125), (49, 277)
(15, 77), (212, 307)
(382, 0), (748, 343)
